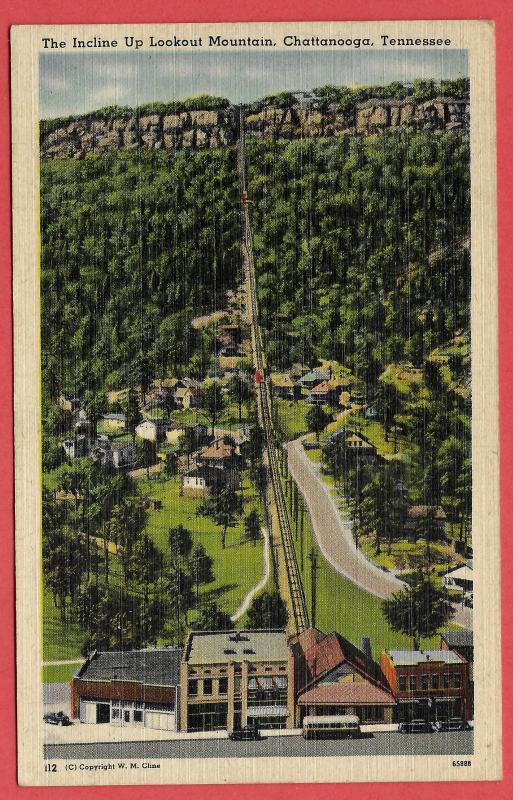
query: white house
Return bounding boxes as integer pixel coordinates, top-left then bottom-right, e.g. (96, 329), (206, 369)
(442, 563), (473, 594)
(135, 418), (171, 443)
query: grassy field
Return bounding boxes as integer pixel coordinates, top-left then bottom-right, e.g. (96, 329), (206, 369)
(140, 473), (265, 621)
(42, 662), (82, 683)
(274, 398), (334, 441)
(42, 472), (266, 673)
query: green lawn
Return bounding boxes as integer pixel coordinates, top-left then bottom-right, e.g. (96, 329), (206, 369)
(170, 402), (249, 428)
(42, 472), (266, 672)
(140, 473), (265, 622)
(274, 398), (332, 441)
(42, 662), (82, 683)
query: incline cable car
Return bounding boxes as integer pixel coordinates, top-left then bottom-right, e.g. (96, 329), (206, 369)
(241, 191), (247, 207)
(255, 369), (263, 386)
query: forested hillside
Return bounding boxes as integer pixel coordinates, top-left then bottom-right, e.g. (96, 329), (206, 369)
(40, 147), (241, 405)
(246, 131), (471, 546)
(245, 132), (470, 383)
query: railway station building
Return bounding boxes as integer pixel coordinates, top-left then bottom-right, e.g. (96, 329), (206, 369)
(290, 628), (396, 724)
(179, 630), (295, 732)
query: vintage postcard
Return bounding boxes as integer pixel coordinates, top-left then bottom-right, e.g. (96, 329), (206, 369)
(12, 20), (500, 786)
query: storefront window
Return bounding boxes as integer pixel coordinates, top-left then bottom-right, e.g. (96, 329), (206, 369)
(187, 702), (228, 732)
(203, 678), (213, 695)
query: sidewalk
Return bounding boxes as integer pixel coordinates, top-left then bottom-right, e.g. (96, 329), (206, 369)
(43, 720), (402, 747)
(44, 722), (303, 746)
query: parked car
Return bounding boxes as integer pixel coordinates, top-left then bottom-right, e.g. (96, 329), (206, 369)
(398, 718), (434, 734)
(43, 711), (72, 726)
(228, 726), (262, 741)
(433, 717), (470, 732)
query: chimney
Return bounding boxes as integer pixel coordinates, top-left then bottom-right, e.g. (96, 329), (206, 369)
(360, 636), (372, 660)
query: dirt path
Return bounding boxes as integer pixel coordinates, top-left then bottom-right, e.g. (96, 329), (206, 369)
(286, 438), (406, 600)
(230, 528), (270, 621)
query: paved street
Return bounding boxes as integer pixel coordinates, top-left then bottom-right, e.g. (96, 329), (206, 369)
(45, 730), (473, 761)
(286, 438), (405, 599)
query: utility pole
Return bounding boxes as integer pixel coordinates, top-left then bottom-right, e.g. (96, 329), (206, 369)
(299, 506), (305, 572)
(308, 550), (319, 629)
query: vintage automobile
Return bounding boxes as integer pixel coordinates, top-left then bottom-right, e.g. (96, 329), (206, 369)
(398, 718), (434, 734)
(433, 717), (470, 732)
(228, 725), (262, 741)
(43, 711), (73, 726)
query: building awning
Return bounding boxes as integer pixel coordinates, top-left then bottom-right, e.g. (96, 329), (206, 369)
(246, 706), (289, 718)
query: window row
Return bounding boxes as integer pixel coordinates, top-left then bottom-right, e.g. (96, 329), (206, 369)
(397, 673), (463, 692)
(188, 677), (229, 697)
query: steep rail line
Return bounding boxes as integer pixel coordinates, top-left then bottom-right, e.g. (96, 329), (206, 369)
(238, 110), (309, 635)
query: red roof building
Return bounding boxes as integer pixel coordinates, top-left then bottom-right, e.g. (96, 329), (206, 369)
(289, 628), (395, 725)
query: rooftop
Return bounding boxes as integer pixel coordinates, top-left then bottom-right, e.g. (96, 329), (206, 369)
(440, 630), (474, 648)
(407, 505), (447, 520)
(198, 439), (236, 460)
(443, 564), (473, 580)
(75, 647), (182, 686)
(298, 682), (394, 706)
(185, 630), (288, 665)
(387, 649), (464, 666)
(292, 628), (389, 694)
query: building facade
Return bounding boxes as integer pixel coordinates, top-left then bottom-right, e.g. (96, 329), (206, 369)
(180, 630), (295, 732)
(291, 628), (396, 725)
(71, 648), (182, 731)
(379, 649), (471, 722)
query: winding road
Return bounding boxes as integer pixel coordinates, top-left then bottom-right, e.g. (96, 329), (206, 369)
(286, 438), (406, 600)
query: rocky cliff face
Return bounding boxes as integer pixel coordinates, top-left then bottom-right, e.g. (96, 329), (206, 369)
(245, 97), (469, 139)
(40, 98), (469, 159)
(41, 108), (239, 159)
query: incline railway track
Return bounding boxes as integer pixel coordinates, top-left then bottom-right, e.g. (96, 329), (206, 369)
(238, 109), (309, 636)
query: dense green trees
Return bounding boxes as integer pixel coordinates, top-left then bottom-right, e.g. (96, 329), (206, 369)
(382, 570), (454, 649)
(248, 130), (471, 547)
(247, 132), (469, 387)
(40, 146), (241, 404)
(246, 591), (288, 630)
(244, 509), (261, 546)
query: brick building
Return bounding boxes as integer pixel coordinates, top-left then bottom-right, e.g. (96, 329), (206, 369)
(180, 630), (294, 732)
(379, 649), (471, 723)
(71, 648), (182, 731)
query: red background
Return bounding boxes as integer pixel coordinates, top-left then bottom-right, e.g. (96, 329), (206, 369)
(0, 1), (511, 797)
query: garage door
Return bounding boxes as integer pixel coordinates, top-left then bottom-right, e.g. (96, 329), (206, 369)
(144, 711), (175, 731)
(79, 700), (97, 724)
